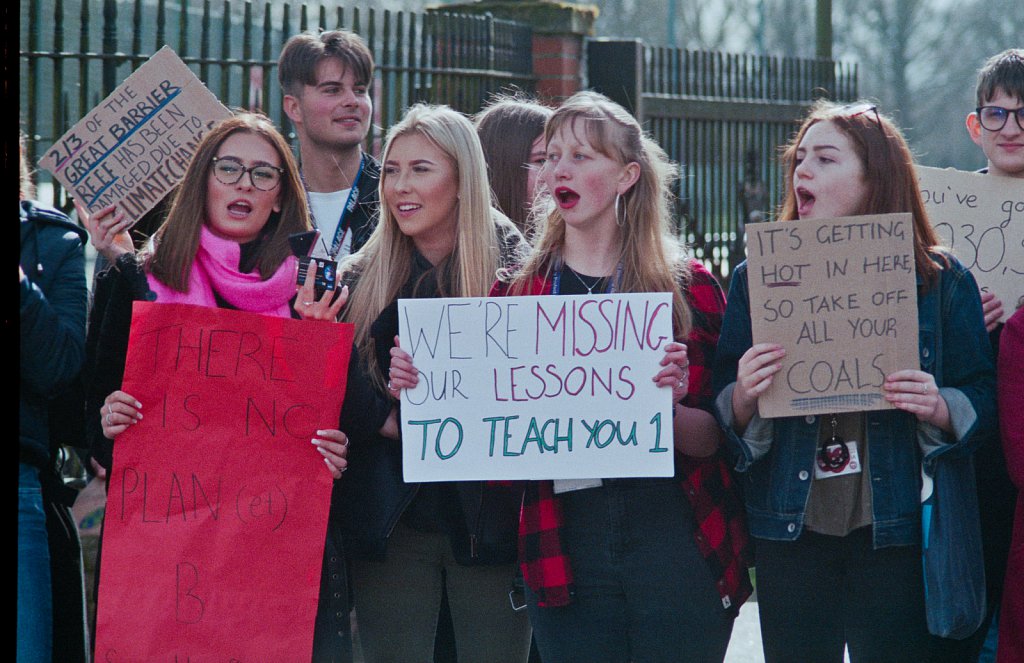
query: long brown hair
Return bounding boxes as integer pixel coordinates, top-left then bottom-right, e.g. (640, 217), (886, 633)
(146, 113), (310, 290)
(778, 100), (943, 287)
(506, 91), (692, 340)
(474, 95), (553, 232)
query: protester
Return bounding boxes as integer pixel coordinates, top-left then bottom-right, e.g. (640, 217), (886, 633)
(712, 101), (998, 662)
(474, 95), (553, 234)
(20, 132), (89, 663)
(389, 91), (750, 663)
(279, 29), (379, 260)
(942, 47), (1024, 662)
(965, 47), (1023, 333)
(996, 307), (1024, 663)
(82, 113), (358, 662)
(328, 104), (531, 663)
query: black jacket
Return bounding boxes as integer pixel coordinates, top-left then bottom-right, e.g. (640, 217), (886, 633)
(338, 218), (527, 565)
(347, 153), (380, 255)
(20, 200), (88, 468)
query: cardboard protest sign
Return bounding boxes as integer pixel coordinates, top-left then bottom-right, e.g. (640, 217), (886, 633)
(746, 213), (919, 418)
(39, 46), (230, 225)
(398, 294), (675, 481)
(95, 303), (353, 662)
(918, 166), (1024, 316)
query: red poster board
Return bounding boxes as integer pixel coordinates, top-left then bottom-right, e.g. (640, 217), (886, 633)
(95, 303), (353, 662)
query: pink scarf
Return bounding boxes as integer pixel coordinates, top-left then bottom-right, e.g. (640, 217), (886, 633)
(146, 225), (297, 318)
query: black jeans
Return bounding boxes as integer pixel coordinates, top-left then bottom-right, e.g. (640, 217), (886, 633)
(756, 527), (932, 663)
(527, 479), (734, 663)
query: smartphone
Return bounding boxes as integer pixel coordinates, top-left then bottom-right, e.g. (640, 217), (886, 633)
(288, 230), (320, 258)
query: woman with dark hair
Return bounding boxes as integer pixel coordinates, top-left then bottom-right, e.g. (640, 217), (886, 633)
(712, 101), (998, 662)
(84, 112), (356, 662)
(474, 95), (552, 234)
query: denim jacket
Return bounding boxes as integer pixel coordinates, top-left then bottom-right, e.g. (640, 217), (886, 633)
(711, 252), (997, 549)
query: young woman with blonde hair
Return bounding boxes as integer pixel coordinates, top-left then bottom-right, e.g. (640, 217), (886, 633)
(392, 91), (751, 663)
(333, 104), (531, 663)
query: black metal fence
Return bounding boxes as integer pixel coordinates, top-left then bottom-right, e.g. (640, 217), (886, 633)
(20, 0), (535, 208)
(589, 40), (858, 281)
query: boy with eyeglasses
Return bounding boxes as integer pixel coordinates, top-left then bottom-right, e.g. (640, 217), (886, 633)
(967, 49), (1024, 181)
(940, 47), (1024, 663)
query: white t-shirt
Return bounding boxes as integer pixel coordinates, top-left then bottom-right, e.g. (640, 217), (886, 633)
(307, 188), (354, 259)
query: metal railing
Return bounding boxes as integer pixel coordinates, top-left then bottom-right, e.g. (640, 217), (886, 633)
(643, 47), (858, 280)
(20, 0), (535, 209)
(587, 40), (858, 282)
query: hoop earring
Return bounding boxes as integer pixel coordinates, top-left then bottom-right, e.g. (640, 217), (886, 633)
(615, 193), (626, 227)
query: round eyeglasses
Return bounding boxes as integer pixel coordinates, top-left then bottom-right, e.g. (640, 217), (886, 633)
(211, 157), (284, 191)
(976, 106), (1024, 132)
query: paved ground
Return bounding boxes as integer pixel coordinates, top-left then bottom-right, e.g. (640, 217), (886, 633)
(724, 602), (766, 663)
(726, 602), (851, 663)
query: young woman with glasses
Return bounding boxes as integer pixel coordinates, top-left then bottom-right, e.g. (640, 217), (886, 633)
(83, 112), (361, 661)
(712, 101), (998, 662)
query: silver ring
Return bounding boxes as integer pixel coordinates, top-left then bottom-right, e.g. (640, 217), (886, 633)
(303, 301), (315, 307)
(107, 404), (113, 415)
(105, 413), (112, 426)
(387, 381), (397, 392)
(677, 378), (685, 388)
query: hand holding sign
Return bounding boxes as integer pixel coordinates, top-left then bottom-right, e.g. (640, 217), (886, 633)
(75, 200), (135, 262)
(396, 294), (676, 481)
(39, 46), (230, 226)
(745, 213), (920, 418)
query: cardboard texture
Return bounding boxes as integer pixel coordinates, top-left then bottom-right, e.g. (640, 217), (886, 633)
(398, 293), (675, 481)
(38, 46), (230, 225)
(746, 213), (919, 418)
(94, 303), (353, 661)
(918, 165), (1024, 316)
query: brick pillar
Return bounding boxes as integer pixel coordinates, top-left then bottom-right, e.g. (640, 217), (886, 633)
(438, 0), (598, 104)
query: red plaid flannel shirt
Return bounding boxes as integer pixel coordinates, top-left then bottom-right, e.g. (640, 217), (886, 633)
(492, 260), (753, 613)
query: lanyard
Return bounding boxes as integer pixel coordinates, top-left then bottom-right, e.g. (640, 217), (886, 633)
(551, 257), (623, 295)
(300, 153), (365, 259)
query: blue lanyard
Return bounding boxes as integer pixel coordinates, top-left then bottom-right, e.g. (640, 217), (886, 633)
(300, 153), (365, 259)
(551, 257), (623, 295)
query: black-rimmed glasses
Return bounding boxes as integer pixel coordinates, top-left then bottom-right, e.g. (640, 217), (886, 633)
(976, 106), (1024, 132)
(211, 157), (284, 191)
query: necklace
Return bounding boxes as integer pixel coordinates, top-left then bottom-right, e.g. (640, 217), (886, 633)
(567, 266), (605, 294)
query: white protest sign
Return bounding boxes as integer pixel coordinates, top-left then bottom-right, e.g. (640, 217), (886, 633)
(39, 46), (231, 225)
(746, 213), (919, 418)
(398, 294), (675, 481)
(918, 166), (1024, 315)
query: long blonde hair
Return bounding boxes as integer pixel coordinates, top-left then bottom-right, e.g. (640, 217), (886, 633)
(342, 104), (518, 385)
(508, 91), (692, 339)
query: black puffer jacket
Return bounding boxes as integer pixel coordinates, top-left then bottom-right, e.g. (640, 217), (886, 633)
(20, 200), (88, 468)
(339, 217), (528, 565)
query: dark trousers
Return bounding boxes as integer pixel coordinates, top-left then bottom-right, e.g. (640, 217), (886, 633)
(527, 479), (734, 663)
(756, 527), (932, 663)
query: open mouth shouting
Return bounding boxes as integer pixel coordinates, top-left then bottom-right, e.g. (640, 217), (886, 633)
(227, 199), (254, 218)
(554, 186), (581, 209)
(796, 186), (815, 217)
